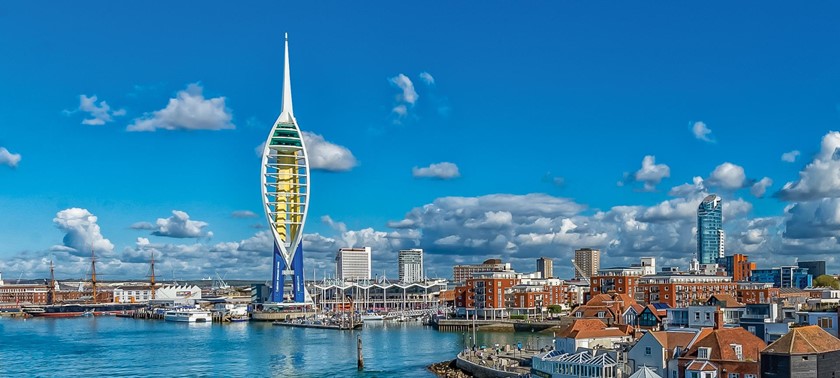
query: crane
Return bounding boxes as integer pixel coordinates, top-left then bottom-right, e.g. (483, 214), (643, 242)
(570, 259), (591, 286)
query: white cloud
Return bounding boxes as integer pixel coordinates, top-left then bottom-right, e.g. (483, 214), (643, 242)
(419, 72), (435, 85)
(412, 162), (461, 180)
(778, 131), (840, 201)
(52, 208), (114, 256)
(668, 176), (706, 197)
(750, 177), (773, 198)
(633, 155), (670, 191)
(707, 162), (747, 190)
(73, 94), (126, 125)
(141, 210), (213, 239)
(692, 121), (714, 142)
(0, 147), (21, 168)
(127, 83), (235, 132)
(389, 73), (418, 121)
(781, 150), (800, 163)
(302, 131), (358, 172)
(231, 210), (258, 218)
(389, 74), (418, 105)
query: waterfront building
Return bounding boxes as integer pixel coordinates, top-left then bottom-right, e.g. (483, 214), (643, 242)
(261, 34), (311, 303)
(761, 325), (840, 378)
(636, 274), (736, 308)
(798, 260), (827, 278)
(697, 195), (724, 264)
(398, 249), (423, 283)
(537, 257), (553, 279)
(457, 270), (518, 319)
(627, 329), (697, 378)
(452, 258), (511, 283)
(335, 247), (372, 281)
(574, 248), (600, 279)
(309, 279), (448, 313)
(113, 284), (201, 305)
(0, 283), (48, 305)
(677, 326), (765, 378)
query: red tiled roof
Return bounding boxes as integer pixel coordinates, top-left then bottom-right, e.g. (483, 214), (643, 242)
(650, 330), (697, 351)
(686, 360), (717, 371)
(683, 327), (766, 361)
(763, 325), (840, 355)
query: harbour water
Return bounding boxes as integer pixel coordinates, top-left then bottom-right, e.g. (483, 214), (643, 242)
(0, 317), (553, 377)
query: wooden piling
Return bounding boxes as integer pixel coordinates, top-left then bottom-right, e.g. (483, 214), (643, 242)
(357, 336), (364, 371)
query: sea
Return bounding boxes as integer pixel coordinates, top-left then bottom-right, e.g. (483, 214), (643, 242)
(0, 317), (551, 377)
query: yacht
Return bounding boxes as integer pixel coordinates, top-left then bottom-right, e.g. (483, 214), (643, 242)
(360, 313), (384, 322)
(164, 308), (212, 323)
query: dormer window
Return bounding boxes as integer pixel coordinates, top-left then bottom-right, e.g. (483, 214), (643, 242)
(731, 344), (743, 361)
(598, 311), (606, 318)
(698, 347), (711, 360)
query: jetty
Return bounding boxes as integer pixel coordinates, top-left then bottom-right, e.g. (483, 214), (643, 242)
(272, 320), (362, 330)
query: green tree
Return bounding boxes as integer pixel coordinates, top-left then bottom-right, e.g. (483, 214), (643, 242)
(814, 274), (840, 289)
(547, 305), (563, 314)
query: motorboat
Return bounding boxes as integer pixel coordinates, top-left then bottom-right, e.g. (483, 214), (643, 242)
(164, 308), (212, 323)
(360, 313), (384, 322)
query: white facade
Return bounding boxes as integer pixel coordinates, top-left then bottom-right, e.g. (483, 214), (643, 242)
(556, 331), (632, 354)
(398, 249), (423, 283)
(336, 247), (371, 281)
(114, 284), (201, 305)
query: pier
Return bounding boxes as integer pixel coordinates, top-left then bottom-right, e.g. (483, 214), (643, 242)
(432, 318), (563, 333)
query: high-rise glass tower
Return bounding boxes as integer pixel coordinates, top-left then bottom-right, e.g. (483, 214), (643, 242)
(697, 195), (724, 264)
(261, 34), (310, 303)
(398, 249), (424, 283)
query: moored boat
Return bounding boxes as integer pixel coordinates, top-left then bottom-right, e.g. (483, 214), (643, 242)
(360, 313), (384, 322)
(24, 303), (146, 318)
(164, 308), (212, 323)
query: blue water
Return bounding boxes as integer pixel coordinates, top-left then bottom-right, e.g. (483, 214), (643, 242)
(0, 317), (552, 377)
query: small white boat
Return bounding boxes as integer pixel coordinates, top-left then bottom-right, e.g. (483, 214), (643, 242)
(360, 313), (384, 322)
(164, 308), (212, 323)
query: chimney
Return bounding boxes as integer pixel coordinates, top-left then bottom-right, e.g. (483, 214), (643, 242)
(714, 308), (724, 330)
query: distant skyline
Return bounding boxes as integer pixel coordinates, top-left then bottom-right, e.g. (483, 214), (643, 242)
(3, 3), (840, 280)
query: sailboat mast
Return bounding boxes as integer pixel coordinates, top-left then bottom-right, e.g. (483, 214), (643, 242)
(90, 246), (97, 304)
(150, 250), (156, 300)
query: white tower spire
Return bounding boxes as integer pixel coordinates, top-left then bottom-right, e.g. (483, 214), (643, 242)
(279, 33), (295, 123)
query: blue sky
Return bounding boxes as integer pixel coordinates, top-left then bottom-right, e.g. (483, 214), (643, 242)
(3, 2), (840, 280)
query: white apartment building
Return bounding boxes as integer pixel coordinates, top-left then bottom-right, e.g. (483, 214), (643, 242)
(336, 247), (372, 281)
(398, 249), (423, 283)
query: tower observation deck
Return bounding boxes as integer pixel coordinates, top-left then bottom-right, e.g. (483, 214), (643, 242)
(260, 34), (311, 303)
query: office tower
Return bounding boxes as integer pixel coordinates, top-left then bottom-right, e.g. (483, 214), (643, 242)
(798, 261), (826, 278)
(574, 248), (600, 279)
(261, 34), (310, 303)
(697, 195), (724, 264)
(335, 247), (372, 281)
(398, 249), (424, 283)
(537, 257), (553, 279)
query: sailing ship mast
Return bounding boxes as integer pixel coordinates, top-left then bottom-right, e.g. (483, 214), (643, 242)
(47, 259), (56, 305)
